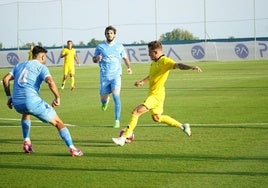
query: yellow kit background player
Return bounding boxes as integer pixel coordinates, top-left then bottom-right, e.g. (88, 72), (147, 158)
(28, 44), (34, 60)
(61, 40), (80, 90)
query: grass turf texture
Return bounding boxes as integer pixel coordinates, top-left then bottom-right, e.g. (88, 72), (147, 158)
(0, 60), (268, 187)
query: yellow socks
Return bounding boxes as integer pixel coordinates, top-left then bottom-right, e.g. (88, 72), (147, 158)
(123, 114), (139, 137)
(70, 77), (74, 87)
(159, 115), (182, 128)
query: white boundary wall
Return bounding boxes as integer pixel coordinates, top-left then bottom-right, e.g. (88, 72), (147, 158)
(1, 41), (267, 68)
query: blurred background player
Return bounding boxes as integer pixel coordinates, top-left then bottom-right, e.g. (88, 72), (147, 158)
(28, 44), (34, 60)
(60, 40), (80, 90)
(112, 40), (202, 146)
(2, 46), (83, 157)
(93, 26), (132, 128)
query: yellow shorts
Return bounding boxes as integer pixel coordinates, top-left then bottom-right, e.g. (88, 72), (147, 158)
(143, 94), (165, 115)
(63, 63), (75, 75)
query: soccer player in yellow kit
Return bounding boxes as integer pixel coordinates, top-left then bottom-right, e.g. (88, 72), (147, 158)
(28, 44), (34, 60)
(112, 40), (202, 146)
(61, 40), (80, 90)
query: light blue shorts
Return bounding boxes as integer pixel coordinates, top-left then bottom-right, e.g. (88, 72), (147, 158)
(13, 99), (57, 123)
(100, 75), (121, 95)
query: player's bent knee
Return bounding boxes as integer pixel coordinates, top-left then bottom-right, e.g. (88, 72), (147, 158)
(132, 108), (144, 116)
(50, 117), (65, 130)
(152, 114), (160, 122)
(132, 104), (148, 115)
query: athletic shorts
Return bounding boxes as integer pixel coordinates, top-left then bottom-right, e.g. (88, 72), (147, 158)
(13, 99), (57, 123)
(100, 75), (121, 95)
(143, 94), (165, 115)
(63, 63), (75, 75)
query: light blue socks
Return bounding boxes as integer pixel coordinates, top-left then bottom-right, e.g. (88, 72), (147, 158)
(21, 119), (31, 139)
(112, 93), (121, 121)
(59, 127), (74, 148)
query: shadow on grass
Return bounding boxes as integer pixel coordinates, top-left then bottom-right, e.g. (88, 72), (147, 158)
(0, 138), (21, 143)
(1, 150), (267, 162)
(1, 162), (267, 177)
(90, 152), (268, 162)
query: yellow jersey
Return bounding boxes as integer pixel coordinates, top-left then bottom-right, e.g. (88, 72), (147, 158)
(148, 55), (175, 96)
(61, 48), (76, 65)
(28, 51), (33, 60)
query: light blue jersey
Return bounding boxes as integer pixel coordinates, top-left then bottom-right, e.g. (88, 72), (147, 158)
(94, 41), (126, 78)
(11, 60), (50, 105)
(10, 60), (56, 122)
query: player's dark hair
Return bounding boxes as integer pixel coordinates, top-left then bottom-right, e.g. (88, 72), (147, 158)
(148, 40), (162, 50)
(105, 26), (117, 34)
(32, 46), (48, 58)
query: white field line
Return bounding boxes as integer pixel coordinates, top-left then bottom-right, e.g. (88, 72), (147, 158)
(108, 123), (268, 126)
(0, 117), (267, 128)
(0, 117), (76, 127)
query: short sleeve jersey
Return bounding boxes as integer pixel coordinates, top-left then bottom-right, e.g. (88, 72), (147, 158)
(94, 41), (126, 77)
(10, 60), (51, 105)
(61, 48), (76, 65)
(149, 55), (176, 96)
(28, 51), (33, 60)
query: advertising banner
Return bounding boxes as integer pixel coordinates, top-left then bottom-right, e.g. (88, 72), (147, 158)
(0, 40), (267, 68)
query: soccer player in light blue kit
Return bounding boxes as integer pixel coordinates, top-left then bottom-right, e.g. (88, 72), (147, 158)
(2, 46), (83, 157)
(93, 26), (132, 128)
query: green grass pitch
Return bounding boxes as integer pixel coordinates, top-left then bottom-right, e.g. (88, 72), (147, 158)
(0, 60), (268, 187)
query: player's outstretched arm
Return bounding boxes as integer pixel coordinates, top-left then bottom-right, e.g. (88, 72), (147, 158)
(175, 63), (202, 72)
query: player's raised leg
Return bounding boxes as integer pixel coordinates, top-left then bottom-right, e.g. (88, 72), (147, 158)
(157, 115), (191, 136)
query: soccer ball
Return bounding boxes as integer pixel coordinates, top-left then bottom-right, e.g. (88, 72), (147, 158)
(119, 128), (134, 143)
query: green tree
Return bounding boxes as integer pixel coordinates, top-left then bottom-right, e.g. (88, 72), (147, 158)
(22, 42), (35, 48)
(0, 42), (2, 49)
(132, 40), (147, 44)
(87, 38), (103, 47)
(78, 41), (86, 46)
(159, 28), (198, 41)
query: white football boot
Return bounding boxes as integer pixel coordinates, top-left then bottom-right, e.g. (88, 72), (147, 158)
(182, 123), (191, 136)
(112, 136), (126, 146)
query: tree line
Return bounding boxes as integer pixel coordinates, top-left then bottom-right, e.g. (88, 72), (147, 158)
(1, 28), (199, 49)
